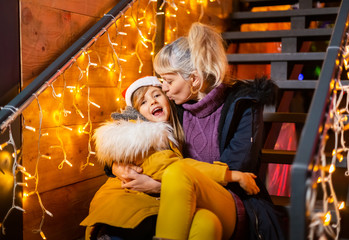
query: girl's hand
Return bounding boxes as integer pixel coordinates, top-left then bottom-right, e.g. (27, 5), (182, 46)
(227, 171), (260, 195)
(112, 162), (161, 194)
(112, 162), (143, 182)
(122, 173), (161, 194)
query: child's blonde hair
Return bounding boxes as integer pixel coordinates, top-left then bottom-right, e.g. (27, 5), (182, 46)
(154, 22), (228, 94)
(132, 86), (185, 151)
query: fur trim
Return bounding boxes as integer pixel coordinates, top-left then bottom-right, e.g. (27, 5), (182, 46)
(111, 106), (147, 121)
(231, 76), (278, 106)
(93, 120), (177, 166)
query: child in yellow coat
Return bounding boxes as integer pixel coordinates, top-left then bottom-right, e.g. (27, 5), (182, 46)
(81, 76), (259, 240)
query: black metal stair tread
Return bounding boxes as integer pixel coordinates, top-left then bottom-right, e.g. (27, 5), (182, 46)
(222, 28), (333, 42)
(227, 52), (325, 63)
(276, 80), (318, 89)
(261, 149), (295, 164)
(263, 112), (307, 123)
(240, 0), (340, 8)
(230, 7), (338, 23)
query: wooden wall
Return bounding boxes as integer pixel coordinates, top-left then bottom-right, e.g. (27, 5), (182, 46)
(19, 1), (232, 240)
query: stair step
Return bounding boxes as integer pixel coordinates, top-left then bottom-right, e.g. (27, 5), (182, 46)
(240, 0), (340, 8)
(227, 52), (325, 64)
(230, 7), (338, 24)
(222, 28), (333, 43)
(261, 149), (295, 164)
(276, 80), (318, 89)
(263, 112), (307, 123)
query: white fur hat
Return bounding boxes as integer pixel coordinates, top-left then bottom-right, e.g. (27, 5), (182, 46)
(125, 76), (162, 107)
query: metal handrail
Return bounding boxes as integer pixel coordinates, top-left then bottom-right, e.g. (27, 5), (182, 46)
(0, 0), (134, 132)
(290, 1), (349, 239)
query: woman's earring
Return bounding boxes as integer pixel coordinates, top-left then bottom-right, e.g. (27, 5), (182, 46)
(190, 85), (199, 95)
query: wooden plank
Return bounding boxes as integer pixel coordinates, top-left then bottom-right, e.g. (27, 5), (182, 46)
(22, 87), (125, 128)
(23, 174), (108, 240)
(22, 126), (107, 193)
(24, 0), (120, 18)
(21, 2), (99, 86)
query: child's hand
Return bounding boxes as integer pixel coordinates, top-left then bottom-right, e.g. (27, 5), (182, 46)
(228, 171), (260, 195)
(112, 162), (143, 183)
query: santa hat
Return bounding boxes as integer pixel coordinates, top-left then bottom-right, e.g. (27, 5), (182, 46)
(124, 76), (162, 107)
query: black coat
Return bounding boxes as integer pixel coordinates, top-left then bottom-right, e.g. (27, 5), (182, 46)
(177, 77), (285, 240)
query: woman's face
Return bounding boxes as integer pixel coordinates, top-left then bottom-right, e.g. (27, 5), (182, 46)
(137, 86), (171, 123)
(160, 73), (194, 105)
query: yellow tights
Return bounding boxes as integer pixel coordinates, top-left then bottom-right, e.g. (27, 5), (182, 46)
(155, 161), (236, 240)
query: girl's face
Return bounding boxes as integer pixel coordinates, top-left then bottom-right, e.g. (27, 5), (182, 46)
(160, 73), (195, 105)
(137, 86), (171, 123)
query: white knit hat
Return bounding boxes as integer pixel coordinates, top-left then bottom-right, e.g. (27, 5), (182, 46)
(125, 76), (162, 107)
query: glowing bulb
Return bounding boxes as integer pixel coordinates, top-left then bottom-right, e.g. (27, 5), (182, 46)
(41, 155), (51, 160)
(329, 164), (335, 173)
(140, 40), (148, 48)
(25, 126), (36, 132)
(328, 196), (334, 203)
(0, 142), (8, 150)
(339, 201), (345, 210)
(89, 101), (101, 108)
(45, 210), (53, 217)
(61, 126), (73, 131)
(76, 109), (84, 119)
(78, 126), (88, 134)
(40, 231), (47, 240)
(317, 177), (322, 183)
(116, 98), (120, 102)
(324, 211), (331, 226)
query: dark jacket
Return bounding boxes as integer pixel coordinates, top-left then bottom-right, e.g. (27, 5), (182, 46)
(177, 77), (285, 240)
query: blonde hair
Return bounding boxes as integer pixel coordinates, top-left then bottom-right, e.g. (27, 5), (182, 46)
(154, 22), (228, 94)
(132, 86), (185, 151)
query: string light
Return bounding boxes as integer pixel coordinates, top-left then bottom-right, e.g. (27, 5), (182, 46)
(307, 29), (349, 240)
(0, 0), (223, 238)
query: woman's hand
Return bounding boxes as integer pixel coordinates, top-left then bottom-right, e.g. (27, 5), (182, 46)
(226, 170), (260, 195)
(112, 162), (161, 194)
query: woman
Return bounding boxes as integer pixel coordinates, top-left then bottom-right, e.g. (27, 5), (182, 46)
(84, 76), (259, 240)
(110, 23), (284, 240)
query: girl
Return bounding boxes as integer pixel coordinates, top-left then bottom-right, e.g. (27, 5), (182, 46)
(81, 76), (259, 240)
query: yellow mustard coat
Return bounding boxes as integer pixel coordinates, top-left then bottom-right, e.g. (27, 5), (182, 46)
(80, 148), (228, 229)
(80, 118), (228, 232)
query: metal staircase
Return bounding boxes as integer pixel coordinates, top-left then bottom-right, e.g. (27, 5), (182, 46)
(223, 0), (348, 239)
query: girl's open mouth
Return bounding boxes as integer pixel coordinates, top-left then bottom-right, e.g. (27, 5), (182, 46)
(152, 107), (163, 116)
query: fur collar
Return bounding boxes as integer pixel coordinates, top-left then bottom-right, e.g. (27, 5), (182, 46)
(94, 107), (177, 166)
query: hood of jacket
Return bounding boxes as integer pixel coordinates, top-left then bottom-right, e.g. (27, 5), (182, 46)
(229, 76), (278, 106)
(93, 107), (177, 166)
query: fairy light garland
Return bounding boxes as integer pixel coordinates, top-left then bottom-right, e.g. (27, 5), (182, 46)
(0, 0), (222, 238)
(307, 33), (349, 240)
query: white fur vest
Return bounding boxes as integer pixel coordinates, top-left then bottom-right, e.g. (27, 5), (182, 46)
(93, 108), (177, 167)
